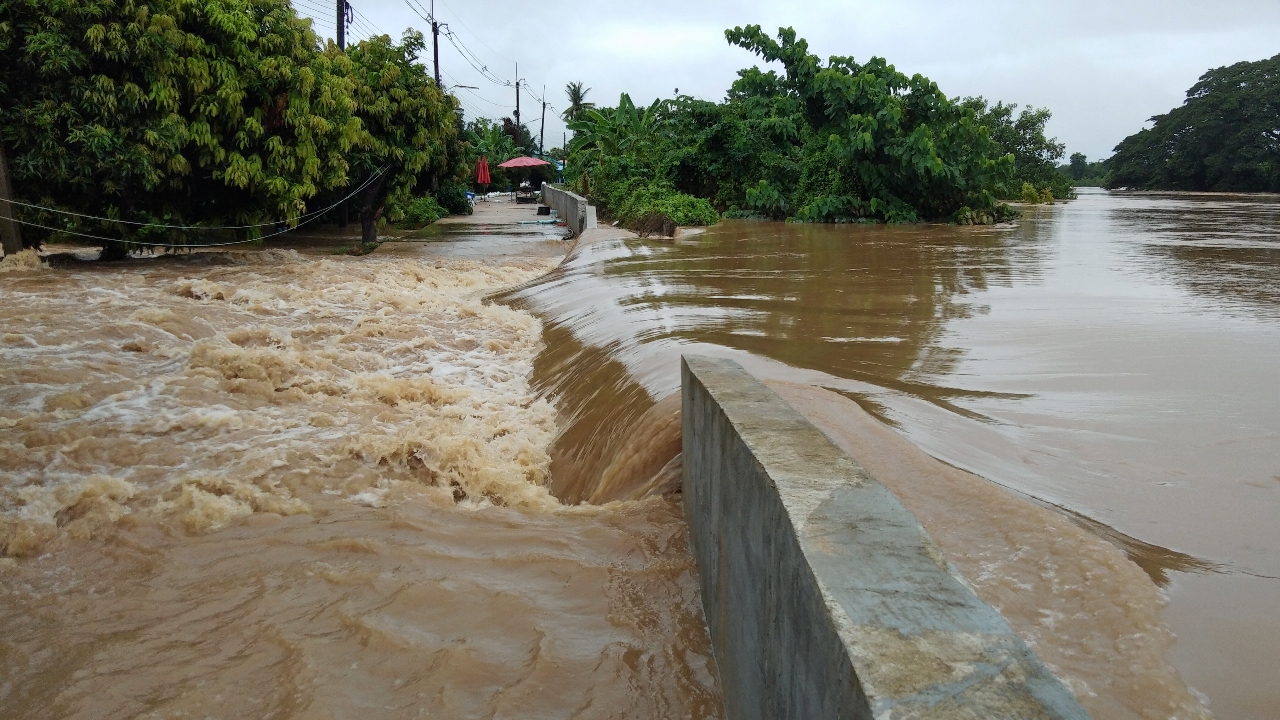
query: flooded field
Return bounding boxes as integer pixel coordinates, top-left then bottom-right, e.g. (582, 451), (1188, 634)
(1, 190), (1276, 719)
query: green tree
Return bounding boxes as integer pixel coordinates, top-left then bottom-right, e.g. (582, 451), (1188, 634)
(962, 97), (1073, 201)
(337, 30), (461, 247)
(0, 0), (361, 257)
(562, 81), (594, 123)
(1106, 53), (1280, 191)
(1063, 151), (1107, 187)
(501, 117), (536, 155)
(569, 26), (1028, 226)
(1069, 152), (1089, 179)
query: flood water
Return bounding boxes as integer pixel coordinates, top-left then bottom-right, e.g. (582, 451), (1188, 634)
(1, 189), (1277, 719)
(497, 188), (1279, 720)
(0, 231), (721, 719)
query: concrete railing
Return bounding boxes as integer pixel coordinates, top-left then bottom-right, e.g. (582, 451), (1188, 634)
(681, 355), (1091, 720)
(540, 184), (597, 237)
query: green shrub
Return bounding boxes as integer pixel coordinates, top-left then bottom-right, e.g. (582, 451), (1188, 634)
(397, 196), (448, 227)
(1020, 182), (1041, 204)
(434, 182), (473, 215)
(616, 184), (719, 226)
(953, 203), (1020, 225)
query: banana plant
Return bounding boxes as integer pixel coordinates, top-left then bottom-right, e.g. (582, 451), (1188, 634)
(467, 118), (519, 164)
(567, 93), (667, 168)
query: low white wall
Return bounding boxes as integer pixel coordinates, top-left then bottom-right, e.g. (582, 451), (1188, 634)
(681, 355), (1091, 720)
(540, 184), (597, 237)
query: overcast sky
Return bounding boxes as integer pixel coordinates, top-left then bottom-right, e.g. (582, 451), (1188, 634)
(298, 0), (1280, 161)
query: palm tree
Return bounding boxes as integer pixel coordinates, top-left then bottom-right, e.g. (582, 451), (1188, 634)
(562, 81), (595, 123)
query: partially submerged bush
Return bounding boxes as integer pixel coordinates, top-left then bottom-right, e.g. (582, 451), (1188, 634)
(1018, 182), (1056, 205)
(395, 196), (448, 227)
(434, 182), (473, 215)
(953, 203), (1020, 225)
(616, 184), (719, 227)
(626, 212), (677, 238)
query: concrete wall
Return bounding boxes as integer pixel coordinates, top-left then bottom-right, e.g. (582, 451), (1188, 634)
(540, 184), (597, 237)
(681, 355), (1092, 720)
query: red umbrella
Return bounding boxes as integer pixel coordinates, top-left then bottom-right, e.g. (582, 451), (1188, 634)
(497, 156), (552, 169)
(476, 155), (491, 185)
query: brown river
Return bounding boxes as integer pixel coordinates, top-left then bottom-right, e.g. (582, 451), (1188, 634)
(2, 189), (1277, 719)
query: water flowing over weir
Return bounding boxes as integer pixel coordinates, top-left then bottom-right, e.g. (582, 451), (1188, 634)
(1, 191), (1277, 719)
(498, 189), (1280, 719)
(0, 222), (724, 718)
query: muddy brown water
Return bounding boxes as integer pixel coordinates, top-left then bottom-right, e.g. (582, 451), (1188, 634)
(496, 188), (1279, 720)
(0, 225), (720, 719)
(2, 189), (1277, 719)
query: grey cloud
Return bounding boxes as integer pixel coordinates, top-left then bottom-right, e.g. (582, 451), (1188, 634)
(332, 1), (1279, 159)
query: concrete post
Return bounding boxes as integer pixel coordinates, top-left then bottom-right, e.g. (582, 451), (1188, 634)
(336, 0), (345, 49)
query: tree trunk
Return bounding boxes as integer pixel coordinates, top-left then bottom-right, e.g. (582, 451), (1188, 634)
(357, 170), (392, 252)
(0, 142), (23, 256)
(99, 240), (130, 261)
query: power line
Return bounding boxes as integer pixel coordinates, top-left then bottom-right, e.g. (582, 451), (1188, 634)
(1, 165), (391, 233)
(440, 28), (511, 87)
(396, 0), (558, 129)
(449, 80), (511, 108)
(398, 0), (512, 88)
(352, 7), (385, 36)
(293, 0), (338, 24)
(292, 0), (332, 14)
(349, 17), (378, 39)
(433, 0), (512, 64)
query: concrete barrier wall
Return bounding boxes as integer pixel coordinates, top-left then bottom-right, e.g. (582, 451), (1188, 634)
(681, 355), (1091, 720)
(540, 184), (597, 237)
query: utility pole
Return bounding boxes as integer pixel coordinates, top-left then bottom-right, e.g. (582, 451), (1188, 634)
(337, 0), (348, 228)
(336, 0), (345, 50)
(430, 0), (440, 86)
(514, 64), (521, 129)
(539, 85), (546, 157)
(0, 142), (22, 256)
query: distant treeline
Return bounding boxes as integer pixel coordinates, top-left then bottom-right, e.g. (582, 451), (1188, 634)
(1104, 53), (1280, 192)
(1061, 154), (1107, 187)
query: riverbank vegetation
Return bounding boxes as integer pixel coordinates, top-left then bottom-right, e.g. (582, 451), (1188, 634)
(1062, 153), (1108, 187)
(566, 26), (1076, 227)
(962, 98), (1073, 202)
(1105, 53), (1279, 192)
(0, 0), (471, 255)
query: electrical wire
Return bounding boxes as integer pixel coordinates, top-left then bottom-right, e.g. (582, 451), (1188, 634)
(402, 0), (432, 22)
(12, 215), (331, 248)
(396, 0), (559, 126)
(433, 0), (511, 65)
(10, 169), (381, 246)
(293, 0), (338, 24)
(1, 165), (390, 232)
(440, 29), (511, 87)
(352, 7), (386, 35)
(292, 0), (332, 15)
(349, 17), (378, 38)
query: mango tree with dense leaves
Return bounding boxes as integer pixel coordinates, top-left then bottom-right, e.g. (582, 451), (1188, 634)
(0, 0), (364, 257)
